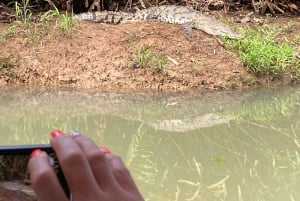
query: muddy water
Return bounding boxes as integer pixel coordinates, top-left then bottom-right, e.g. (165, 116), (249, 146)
(0, 87), (300, 201)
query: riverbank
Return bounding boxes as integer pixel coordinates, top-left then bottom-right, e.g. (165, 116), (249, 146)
(0, 11), (300, 92)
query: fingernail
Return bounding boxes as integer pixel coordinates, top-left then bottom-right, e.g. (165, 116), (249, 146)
(30, 149), (42, 158)
(51, 129), (64, 138)
(100, 147), (111, 154)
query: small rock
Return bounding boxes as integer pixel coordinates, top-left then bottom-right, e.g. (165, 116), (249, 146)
(128, 62), (140, 69)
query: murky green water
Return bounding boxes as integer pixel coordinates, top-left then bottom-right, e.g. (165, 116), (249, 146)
(0, 87), (300, 201)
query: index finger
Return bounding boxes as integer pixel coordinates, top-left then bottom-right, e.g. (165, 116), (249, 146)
(28, 150), (68, 201)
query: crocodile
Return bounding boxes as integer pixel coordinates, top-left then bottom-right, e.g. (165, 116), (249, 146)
(74, 5), (242, 39)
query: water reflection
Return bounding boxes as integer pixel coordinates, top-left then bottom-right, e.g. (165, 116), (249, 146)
(0, 87), (299, 201)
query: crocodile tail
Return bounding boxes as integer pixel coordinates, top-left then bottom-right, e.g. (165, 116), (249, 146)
(74, 11), (133, 24)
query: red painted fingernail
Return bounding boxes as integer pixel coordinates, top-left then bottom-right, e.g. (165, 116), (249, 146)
(30, 149), (42, 158)
(51, 129), (64, 138)
(100, 147), (111, 154)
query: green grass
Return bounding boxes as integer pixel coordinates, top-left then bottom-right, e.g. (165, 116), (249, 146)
(0, 24), (18, 41)
(42, 0), (76, 36)
(15, 0), (32, 25)
(138, 45), (153, 67)
(223, 26), (300, 76)
(0, 0), (32, 41)
(53, 11), (76, 36)
(0, 0), (76, 41)
(133, 45), (168, 75)
(155, 53), (168, 75)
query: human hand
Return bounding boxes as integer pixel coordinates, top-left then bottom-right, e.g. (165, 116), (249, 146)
(28, 130), (144, 201)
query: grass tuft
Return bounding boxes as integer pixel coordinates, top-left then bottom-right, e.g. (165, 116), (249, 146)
(42, 0), (76, 36)
(133, 45), (168, 75)
(0, 0), (76, 41)
(15, 0), (32, 25)
(223, 26), (300, 76)
(138, 45), (153, 67)
(0, 24), (18, 41)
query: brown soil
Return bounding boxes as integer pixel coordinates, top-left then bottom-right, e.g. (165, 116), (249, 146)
(0, 13), (299, 92)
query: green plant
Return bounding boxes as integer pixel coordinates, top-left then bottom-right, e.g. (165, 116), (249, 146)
(41, 1), (76, 36)
(137, 45), (153, 67)
(191, 59), (197, 69)
(41, 0), (62, 22)
(41, 9), (60, 23)
(152, 54), (168, 75)
(155, 54), (168, 75)
(27, 23), (40, 42)
(135, 45), (169, 75)
(223, 26), (300, 76)
(15, 0), (32, 25)
(55, 11), (76, 36)
(2, 0), (76, 42)
(0, 24), (18, 41)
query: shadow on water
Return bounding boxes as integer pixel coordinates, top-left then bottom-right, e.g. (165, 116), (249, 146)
(0, 86), (300, 201)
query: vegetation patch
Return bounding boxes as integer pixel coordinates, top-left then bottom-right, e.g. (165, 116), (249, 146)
(15, 0), (32, 26)
(0, 0), (76, 42)
(129, 45), (168, 75)
(223, 26), (300, 77)
(41, 0), (76, 36)
(0, 24), (18, 41)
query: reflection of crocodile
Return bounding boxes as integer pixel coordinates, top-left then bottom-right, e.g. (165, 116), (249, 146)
(148, 113), (235, 132)
(74, 5), (242, 39)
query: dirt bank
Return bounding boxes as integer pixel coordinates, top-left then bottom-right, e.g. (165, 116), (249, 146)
(0, 14), (299, 92)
